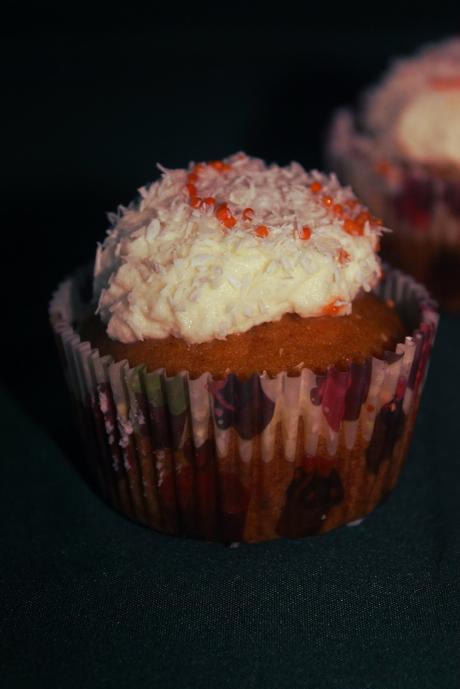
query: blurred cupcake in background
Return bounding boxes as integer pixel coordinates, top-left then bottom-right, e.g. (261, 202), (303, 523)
(327, 38), (460, 310)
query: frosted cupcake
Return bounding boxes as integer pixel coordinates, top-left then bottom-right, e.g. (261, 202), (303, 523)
(327, 38), (460, 310)
(50, 153), (437, 542)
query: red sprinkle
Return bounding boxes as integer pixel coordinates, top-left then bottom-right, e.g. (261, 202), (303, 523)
(333, 203), (344, 216)
(187, 172), (198, 184)
(192, 163), (206, 175)
(322, 195), (333, 207)
(255, 225), (269, 237)
(190, 196), (202, 208)
(375, 161), (392, 176)
(337, 248), (350, 264)
(186, 183), (197, 197)
(202, 196), (215, 207)
(343, 218), (364, 236)
(242, 207), (254, 221)
(209, 160), (231, 173)
(310, 181), (322, 193)
(215, 203), (236, 228)
(299, 225), (312, 240)
(355, 210), (371, 226)
(321, 301), (342, 316)
(430, 76), (460, 90)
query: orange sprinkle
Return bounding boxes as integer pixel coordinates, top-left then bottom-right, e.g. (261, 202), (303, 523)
(299, 225), (312, 240)
(310, 181), (322, 193)
(345, 198), (358, 209)
(343, 218), (364, 236)
(321, 301), (342, 316)
(337, 248), (350, 264)
(430, 76), (460, 90)
(333, 203), (344, 216)
(242, 207), (254, 221)
(375, 160), (392, 176)
(355, 211), (371, 228)
(187, 172), (198, 184)
(190, 196), (202, 208)
(186, 183), (197, 196)
(255, 225), (269, 237)
(192, 163), (206, 174)
(322, 195), (333, 207)
(202, 196), (215, 206)
(209, 160), (231, 172)
(215, 203), (236, 229)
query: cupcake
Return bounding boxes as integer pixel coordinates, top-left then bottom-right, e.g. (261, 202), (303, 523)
(50, 153), (438, 543)
(327, 38), (460, 310)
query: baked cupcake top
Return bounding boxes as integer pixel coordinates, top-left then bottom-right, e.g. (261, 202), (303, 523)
(94, 153), (382, 344)
(361, 38), (460, 171)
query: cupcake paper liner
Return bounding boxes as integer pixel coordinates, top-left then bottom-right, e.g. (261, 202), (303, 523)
(50, 265), (438, 543)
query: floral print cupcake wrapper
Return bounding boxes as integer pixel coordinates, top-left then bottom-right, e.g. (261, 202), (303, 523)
(50, 266), (438, 543)
(327, 110), (460, 309)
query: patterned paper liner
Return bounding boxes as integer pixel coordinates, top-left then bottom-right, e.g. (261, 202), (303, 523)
(327, 110), (460, 309)
(49, 265), (438, 543)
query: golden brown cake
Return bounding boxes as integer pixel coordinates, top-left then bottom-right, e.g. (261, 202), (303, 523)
(80, 292), (405, 378)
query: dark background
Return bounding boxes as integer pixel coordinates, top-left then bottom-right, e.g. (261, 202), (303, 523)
(2, 2), (459, 412)
(2, 5), (460, 688)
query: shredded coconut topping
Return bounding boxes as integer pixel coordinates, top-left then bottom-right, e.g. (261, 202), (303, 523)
(94, 153), (382, 344)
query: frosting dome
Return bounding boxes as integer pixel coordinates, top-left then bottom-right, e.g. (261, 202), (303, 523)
(362, 38), (460, 168)
(94, 153), (382, 344)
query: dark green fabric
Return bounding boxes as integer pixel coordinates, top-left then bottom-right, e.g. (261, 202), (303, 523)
(1, 315), (460, 689)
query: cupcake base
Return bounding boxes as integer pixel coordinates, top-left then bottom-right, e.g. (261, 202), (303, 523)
(50, 266), (437, 543)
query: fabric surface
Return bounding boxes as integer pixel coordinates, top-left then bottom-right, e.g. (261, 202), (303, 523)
(1, 314), (460, 689)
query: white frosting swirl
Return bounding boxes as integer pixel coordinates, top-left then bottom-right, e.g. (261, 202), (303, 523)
(362, 38), (460, 167)
(94, 153), (382, 344)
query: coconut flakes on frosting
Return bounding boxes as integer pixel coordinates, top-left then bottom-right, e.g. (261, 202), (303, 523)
(94, 152), (382, 344)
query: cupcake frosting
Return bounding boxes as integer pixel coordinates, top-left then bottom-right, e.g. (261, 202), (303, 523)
(94, 153), (382, 344)
(362, 38), (460, 168)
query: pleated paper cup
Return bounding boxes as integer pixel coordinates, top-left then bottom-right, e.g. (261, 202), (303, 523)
(50, 265), (438, 543)
(327, 109), (460, 310)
